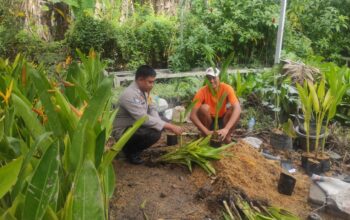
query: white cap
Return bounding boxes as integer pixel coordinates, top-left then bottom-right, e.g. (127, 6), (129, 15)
(205, 67), (220, 77)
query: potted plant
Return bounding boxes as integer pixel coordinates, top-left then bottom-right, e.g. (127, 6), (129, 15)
(209, 92), (228, 148)
(167, 100), (198, 146)
(296, 75), (348, 174)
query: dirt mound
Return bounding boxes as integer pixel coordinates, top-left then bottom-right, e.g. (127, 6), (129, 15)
(212, 141), (311, 217)
(110, 138), (312, 219)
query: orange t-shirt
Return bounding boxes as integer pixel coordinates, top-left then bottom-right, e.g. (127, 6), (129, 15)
(193, 83), (239, 117)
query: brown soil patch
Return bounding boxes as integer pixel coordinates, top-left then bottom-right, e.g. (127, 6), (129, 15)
(110, 135), (313, 219)
(214, 141), (311, 217)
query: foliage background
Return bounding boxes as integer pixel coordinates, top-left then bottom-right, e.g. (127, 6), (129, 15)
(0, 0), (349, 70)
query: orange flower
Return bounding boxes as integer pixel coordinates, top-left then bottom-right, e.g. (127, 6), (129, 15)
(0, 80), (14, 105)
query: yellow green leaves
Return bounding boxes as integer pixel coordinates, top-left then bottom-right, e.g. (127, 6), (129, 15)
(307, 81), (319, 113)
(159, 136), (233, 175)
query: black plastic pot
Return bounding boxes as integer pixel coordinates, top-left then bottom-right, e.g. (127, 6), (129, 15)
(210, 139), (222, 148)
(320, 155), (331, 172)
(306, 158), (322, 175)
(167, 134), (178, 146)
(277, 172), (296, 195)
(270, 132), (293, 150)
(295, 126), (325, 152)
(301, 153), (329, 175)
(299, 122), (325, 136)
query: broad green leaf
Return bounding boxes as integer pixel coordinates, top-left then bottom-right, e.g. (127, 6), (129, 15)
(68, 77), (113, 171)
(22, 143), (59, 220)
(99, 115), (147, 171)
(30, 68), (64, 137)
(1, 193), (25, 220)
(308, 81), (319, 113)
(95, 129), (106, 168)
(69, 160), (105, 220)
(12, 94), (45, 137)
(317, 79), (325, 104)
(0, 156), (23, 199)
(0, 110), (4, 142)
(54, 89), (79, 136)
(68, 121), (88, 172)
(103, 163), (115, 199)
(12, 132), (53, 199)
(42, 206), (59, 220)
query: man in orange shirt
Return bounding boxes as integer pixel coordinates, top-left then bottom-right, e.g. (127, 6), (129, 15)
(190, 67), (241, 144)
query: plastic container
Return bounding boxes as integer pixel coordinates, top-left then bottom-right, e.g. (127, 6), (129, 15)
(247, 117), (255, 132)
(167, 134), (178, 146)
(278, 172), (296, 195)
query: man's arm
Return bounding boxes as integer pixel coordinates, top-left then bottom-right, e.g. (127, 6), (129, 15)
(190, 107), (212, 136)
(217, 102), (241, 139)
(163, 122), (183, 135)
(119, 92), (165, 131)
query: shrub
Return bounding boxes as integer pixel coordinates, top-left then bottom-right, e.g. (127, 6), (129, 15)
(66, 15), (117, 59)
(169, 0), (279, 71)
(115, 8), (175, 70)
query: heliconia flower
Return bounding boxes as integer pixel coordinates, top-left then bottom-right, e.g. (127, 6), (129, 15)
(0, 80), (14, 105)
(70, 101), (88, 118)
(65, 56), (73, 65)
(62, 80), (75, 87)
(89, 50), (96, 59)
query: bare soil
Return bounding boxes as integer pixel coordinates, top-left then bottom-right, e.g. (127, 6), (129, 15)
(109, 130), (317, 220)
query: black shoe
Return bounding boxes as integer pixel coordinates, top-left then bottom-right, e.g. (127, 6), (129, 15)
(127, 154), (144, 165)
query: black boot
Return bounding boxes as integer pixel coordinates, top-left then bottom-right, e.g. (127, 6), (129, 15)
(127, 153), (144, 165)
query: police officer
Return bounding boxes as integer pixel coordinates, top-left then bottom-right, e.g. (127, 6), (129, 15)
(113, 65), (183, 164)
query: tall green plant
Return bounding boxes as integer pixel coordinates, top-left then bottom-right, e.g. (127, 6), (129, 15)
(0, 52), (146, 219)
(296, 82), (313, 153)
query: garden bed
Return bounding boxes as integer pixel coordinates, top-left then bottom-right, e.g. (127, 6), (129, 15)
(110, 132), (313, 219)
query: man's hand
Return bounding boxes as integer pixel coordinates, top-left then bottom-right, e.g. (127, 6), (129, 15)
(164, 123), (183, 135)
(204, 129), (213, 136)
(216, 128), (229, 140)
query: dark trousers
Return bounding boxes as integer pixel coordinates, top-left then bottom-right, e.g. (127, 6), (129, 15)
(122, 127), (161, 157)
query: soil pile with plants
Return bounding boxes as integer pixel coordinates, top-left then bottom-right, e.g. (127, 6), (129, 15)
(212, 141), (312, 217)
(110, 137), (313, 219)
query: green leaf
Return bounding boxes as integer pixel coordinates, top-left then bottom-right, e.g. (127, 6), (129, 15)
(22, 143), (59, 220)
(317, 79), (325, 104)
(102, 163), (115, 200)
(68, 77), (112, 172)
(0, 156), (23, 199)
(95, 129), (106, 168)
(307, 81), (319, 113)
(69, 160), (105, 220)
(1, 193), (25, 220)
(30, 67), (65, 137)
(12, 94), (45, 137)
(99, 116), (147, 171)
(12, 132), (54, 199)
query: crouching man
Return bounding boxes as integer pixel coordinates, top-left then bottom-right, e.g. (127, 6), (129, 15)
(113, 65), (183, 164)
(190, 67), (241, 144)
